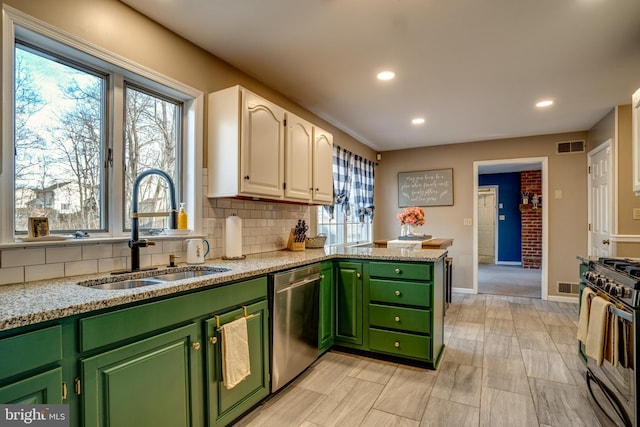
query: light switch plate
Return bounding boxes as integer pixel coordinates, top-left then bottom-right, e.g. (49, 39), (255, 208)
(633, 208), (640, 220)
(463, 218), (472, 226)
(499, 203), (503, 209)
(555, 189), (563, 199)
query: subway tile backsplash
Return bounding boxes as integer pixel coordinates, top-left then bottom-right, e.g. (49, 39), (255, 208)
(0, 168), (312, 286)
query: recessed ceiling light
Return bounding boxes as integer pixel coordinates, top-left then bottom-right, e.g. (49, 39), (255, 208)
(412, 118), (425, 125)
(536, 100), (554, 108)
(377, 71), (395, 81)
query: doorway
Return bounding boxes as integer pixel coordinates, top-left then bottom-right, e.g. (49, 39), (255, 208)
(478, 186), (498, 264)
(473, 158), (549, 299)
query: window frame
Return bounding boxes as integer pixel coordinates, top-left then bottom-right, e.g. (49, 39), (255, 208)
(1, 6), (204, 243)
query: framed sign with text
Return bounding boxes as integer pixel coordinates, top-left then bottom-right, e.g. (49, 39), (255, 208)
(398, 168), (454, 207)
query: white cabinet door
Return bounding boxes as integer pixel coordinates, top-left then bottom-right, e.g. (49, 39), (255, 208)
(632, 88), (640, 194)
(240, 90), (285, 198)
(312, 127), (334, 204)
(284, 113), (313, 201)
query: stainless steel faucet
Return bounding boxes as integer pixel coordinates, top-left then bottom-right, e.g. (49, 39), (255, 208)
(129, 169), (177, 271)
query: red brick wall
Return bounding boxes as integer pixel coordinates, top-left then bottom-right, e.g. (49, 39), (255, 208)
(521, 171), (542, 269)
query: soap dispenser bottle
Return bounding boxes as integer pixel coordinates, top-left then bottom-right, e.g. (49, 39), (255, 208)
(177, 202), (188, 230)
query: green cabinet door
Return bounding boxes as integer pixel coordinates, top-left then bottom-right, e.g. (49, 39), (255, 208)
(0, 368), (63, 404)
(205, 300), (269, 427)
(81, 323), (203, 427)
(319, 262), (335, 355)
(335, 261), (363, 346)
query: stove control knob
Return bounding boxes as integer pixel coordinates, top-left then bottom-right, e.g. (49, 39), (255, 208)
(596, 276), (607, 287)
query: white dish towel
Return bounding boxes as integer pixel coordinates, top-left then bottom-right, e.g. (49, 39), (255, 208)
(576, 287), (595, 344)
(585, 296), (613, 366)
(221, 316), (251, 389)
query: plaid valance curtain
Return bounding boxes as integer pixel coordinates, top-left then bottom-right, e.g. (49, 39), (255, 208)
(325, 144), (375, 223)
(352, 154), (375, 223)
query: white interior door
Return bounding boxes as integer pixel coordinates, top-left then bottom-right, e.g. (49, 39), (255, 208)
(589, 142), (612, 257)
(478, 188), (496, 264)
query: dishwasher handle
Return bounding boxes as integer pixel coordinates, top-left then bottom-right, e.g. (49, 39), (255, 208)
(275, 274), (321, 293)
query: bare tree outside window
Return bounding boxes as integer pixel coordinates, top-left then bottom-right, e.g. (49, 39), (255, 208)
(124, 85), (181, 230)
(14, 46), (103, 233)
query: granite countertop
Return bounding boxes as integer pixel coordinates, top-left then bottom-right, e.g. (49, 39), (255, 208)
(0, 246), (447, 332)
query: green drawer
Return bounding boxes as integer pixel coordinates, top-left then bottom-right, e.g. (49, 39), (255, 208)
(0, 325), (62, 379)
(369, 304), (430, 334)
(369, 262), (432, 281)
(369, 328), (431, 361)
(369, 279), (431, 308)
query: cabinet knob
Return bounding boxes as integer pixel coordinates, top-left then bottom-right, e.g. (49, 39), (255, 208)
(315, 188), (320, 192)
(394, 341), (400, 348)
(209, 336), (218, 345)
(357, 273), (361, 278)
(395, 268), (401, 274)
(395, 290), (401, 296)
(192, 342), (201, 350)
(244, 175), (250, 180)
(395, 316), (400, 322)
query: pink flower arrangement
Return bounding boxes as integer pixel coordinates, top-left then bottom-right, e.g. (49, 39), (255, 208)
(397, 207), (426, 226)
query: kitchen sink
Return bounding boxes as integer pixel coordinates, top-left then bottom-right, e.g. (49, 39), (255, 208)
(89, 278), (166, 290)
(151, 268), (229, 281)
(79, 267), (231, 290)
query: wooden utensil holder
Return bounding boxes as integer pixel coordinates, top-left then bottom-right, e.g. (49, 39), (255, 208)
(287, 228), (305, 251)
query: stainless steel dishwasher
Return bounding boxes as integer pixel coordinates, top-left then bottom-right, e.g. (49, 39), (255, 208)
(269, 263), (321, 392)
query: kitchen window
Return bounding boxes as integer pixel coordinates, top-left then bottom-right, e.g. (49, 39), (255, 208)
(1, 8), (203, 242)
(317, 145), (375, 247)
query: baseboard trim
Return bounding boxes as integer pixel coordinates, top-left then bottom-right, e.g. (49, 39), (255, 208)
(547, 295), (578, 304)
(452, 287), (476, 294)
(496, 261), (522, 266)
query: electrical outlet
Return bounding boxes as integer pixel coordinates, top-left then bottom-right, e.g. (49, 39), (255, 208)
(463, 218), (472, 226)
(207, 218), (216, 234)
(499, 215), (506, 221)
(633, 208), (640, 220)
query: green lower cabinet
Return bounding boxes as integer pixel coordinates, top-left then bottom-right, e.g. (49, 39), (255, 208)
(0, 368), (63, 404)
(205, 300), (269, 426)
(369, 329), (432, 360)
(335, 261), (363, 346)
(318, 262), (335, 355)
(81, 323), (203, 427)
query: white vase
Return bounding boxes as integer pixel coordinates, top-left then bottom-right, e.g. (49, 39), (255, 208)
(408, 225), (418, 236)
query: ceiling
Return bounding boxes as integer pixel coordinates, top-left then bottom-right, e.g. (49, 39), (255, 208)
(121, 0), (640, 152)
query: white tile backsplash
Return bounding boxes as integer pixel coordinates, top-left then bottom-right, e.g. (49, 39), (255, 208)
(46, 246), (82, 263)
(25, 263), (65, 282)
(0, 173), (315, 285)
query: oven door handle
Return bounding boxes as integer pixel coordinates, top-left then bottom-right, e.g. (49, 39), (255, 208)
(610, 305), (633, 323)
(586, 369), (632, 427)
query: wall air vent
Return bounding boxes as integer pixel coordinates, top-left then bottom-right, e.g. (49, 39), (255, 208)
(557, 282), (580, 295)
(556, 140), (585, 154)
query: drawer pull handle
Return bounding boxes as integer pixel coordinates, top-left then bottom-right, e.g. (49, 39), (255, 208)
(394, 341), (400, 348)
(395, 290), (401, 296)
(395, 268), (401, 274)
(357, 273), (361, 278)
(320, 275), (325, 279)
(209, 336), (218, 345)
(395, 316), (400, 322)
(192, 342), (201, 350)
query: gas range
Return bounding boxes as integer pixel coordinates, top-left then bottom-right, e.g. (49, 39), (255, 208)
(583, 257), (640, 308)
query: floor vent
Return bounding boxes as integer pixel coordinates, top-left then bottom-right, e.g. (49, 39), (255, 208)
(556, 140), (585, 154)
(557, 282), (580, 295)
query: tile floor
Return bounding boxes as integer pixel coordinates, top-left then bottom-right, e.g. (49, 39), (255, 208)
(235, 292), (603, 427)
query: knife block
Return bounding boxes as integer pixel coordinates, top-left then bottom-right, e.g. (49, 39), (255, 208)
(287, 228), (305, 251)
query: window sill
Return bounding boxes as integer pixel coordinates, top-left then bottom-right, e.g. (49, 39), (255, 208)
(0, 234), (205, 249)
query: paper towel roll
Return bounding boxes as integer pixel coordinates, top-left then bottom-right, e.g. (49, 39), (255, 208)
(224, 215), (243, 258)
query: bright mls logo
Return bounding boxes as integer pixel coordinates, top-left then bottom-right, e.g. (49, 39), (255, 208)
(0, 405), (68, 427)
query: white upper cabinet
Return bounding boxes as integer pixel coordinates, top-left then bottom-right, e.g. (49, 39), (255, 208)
(208, 85), (333, 205)
(284, 113), (313, 201)
(633, 88), (640, 195)
(208, 86), (285, 199)
(312, 127), (334, 204)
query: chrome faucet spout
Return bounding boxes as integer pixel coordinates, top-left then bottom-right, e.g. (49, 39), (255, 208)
(129, 169), (178, 271)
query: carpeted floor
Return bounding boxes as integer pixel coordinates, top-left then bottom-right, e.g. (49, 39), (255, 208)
(478, 263), (541, 299)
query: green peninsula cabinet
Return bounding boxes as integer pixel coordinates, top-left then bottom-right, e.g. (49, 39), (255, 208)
(332, 258), (445, 367)
(0, 325), (63, 404)
(318, 261), (335, 354)
(334, 261), (364, 347)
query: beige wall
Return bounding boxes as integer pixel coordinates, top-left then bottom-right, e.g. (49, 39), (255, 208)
(376, 132), (589, 296)
(6, 0), (376, 164)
